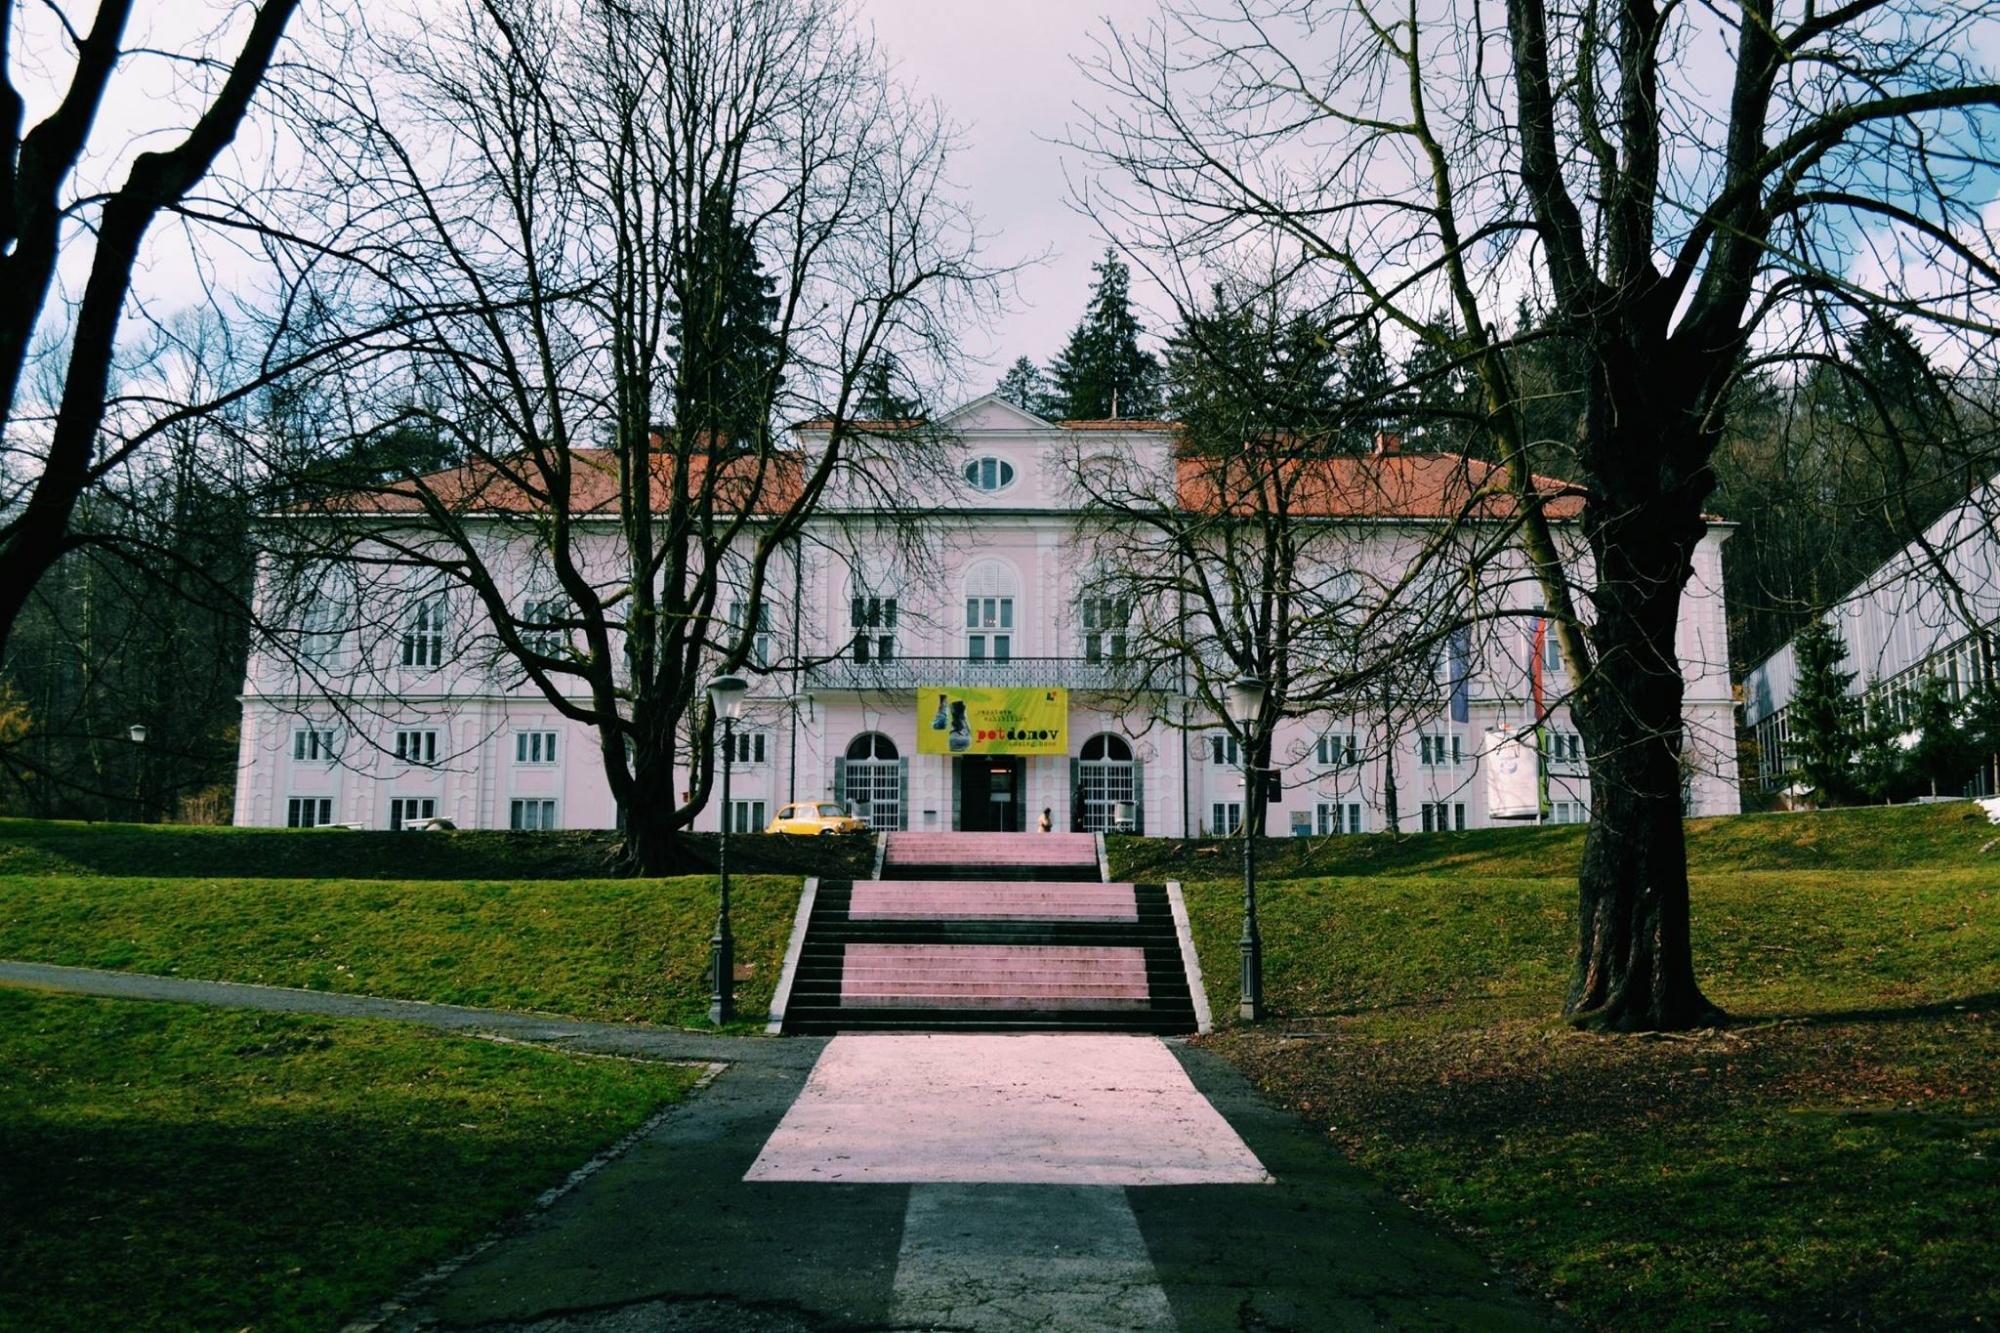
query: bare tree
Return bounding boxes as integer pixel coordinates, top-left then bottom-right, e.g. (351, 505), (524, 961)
(0, 0), (303, 663)
(1076, 0), (2000, 1029)
(263, 0), (993, 870)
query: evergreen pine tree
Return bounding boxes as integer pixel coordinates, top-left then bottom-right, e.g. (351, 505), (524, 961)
(854, 353), (920, 420)
(1788, 615), (1861, 806)
(1046, 250), (1162, 420)
(667, 200), (780, 448)
(1904, 673), (1980, 797)
(994, 356), (1052, 415)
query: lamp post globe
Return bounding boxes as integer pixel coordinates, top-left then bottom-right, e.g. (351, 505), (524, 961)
(1225, 676), (1266, 1022)
(706, 675), (748, 1026)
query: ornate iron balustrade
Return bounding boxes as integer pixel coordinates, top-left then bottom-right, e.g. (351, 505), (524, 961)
(803, 654), (1175, 693)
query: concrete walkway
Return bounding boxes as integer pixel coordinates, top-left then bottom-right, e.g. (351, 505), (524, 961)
(2, 961), (1552, 1330)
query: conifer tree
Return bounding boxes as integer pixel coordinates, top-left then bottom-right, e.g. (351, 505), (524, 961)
(1789, 616), (1861, 806)
(854, 353), (920, 420)
(667, 200), (781, 447)
(1046, 250), (1162, 419)
(994, 356), (1052, 415)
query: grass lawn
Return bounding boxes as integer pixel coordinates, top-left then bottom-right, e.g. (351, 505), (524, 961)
(0, 874), (803, 1028)
(0, 817), (875, 881)
(1173, 806), (2000, 1329)
(0, 988), (702, 1332)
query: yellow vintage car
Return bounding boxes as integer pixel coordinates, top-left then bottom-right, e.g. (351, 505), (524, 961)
(766, 801), (867, 837)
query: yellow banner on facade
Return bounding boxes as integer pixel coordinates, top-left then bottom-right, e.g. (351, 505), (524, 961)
(917, 686), (1069, 756)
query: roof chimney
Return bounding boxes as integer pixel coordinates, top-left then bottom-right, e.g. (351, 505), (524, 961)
(1371, 430), (1403, 457)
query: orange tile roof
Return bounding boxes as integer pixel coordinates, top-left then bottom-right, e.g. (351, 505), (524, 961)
(315, 447), (807, 517)
(1174, 450), (1586, 520)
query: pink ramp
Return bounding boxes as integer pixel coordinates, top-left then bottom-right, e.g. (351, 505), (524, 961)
(744, 1033), (1272, 1185)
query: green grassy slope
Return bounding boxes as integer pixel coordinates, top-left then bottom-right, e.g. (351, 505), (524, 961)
(0, 990), (700, 1332)
(0, 874), (803, 1027)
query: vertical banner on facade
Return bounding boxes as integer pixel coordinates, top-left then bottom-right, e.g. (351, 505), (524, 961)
(917, 687), (1069, 755)
(1484, 730), (1541, 819)
(1448, 628), (1471, 724)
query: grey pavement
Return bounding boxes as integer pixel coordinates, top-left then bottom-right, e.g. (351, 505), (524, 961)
(4, 961), (1554, 1331)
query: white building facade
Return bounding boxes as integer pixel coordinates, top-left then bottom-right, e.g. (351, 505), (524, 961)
(1742, 477), (2000, 794)
(235, 397), (1741, 834)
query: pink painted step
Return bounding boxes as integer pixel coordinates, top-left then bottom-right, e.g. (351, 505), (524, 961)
(838, 943), (1150, 1010)
(883, 832), (1099, 867)
(848, 881), (1138, 922)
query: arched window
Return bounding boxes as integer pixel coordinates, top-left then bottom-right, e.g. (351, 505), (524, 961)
(963, 456), (1016, 491)
(1076, 733), (1139, 832)
(840, 733), (904, 829)
(1080, 734), (1132, 762)
(845, 733), (899, 760)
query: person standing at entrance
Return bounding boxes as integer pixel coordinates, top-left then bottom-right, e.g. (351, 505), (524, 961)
(1039, 806), (1052, 833)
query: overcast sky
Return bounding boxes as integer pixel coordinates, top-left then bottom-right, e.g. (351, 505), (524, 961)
(860, 0), (1169, 388)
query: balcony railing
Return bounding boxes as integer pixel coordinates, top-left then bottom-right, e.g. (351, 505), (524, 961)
(803, 654), (1175, 693)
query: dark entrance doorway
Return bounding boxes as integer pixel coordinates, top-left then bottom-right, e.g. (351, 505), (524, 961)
(957, 756), (1025, 832)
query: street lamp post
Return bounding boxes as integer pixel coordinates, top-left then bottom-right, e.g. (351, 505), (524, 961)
(1226, 675), (1267, 1022)
(127, 723), (149, 823)
(707, 674), (748, 1026)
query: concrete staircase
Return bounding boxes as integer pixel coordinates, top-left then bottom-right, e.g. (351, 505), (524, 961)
(775, 832), (1202, 1035)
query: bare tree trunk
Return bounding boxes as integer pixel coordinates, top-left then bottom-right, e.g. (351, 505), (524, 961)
(1565, 439), (1723, 1030)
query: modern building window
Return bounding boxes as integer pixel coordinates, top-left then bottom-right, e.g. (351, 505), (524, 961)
(1315, 732), (1358, 766)
(286, 797), (334, 828)
(842, 733), (904, 830)
(401, 595), (446, 668)
(389, 797), (437, 830)
(966, 597), (1013, 663)
(510, 798), (558, 830)
(1208, 733), (1241, 767)
(394, 730), (439, 765)
(515, 731), (557, 764)
(292, 727), (338, 763)
(963, 456), (1015, 491)
(723, 730), (768, 765)
(1418, 732), (1463, 767)
(1210, 802), (1243, 836)
(1420, 801), (1466, 832)
(1315, 801), (1364, 835)
(850, 594), (898, 663)
(728, 799), (767, 833)
(1079, 596), (1129, 662)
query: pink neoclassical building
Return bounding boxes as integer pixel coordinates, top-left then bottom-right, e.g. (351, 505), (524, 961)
(233, 395), (1740, 835)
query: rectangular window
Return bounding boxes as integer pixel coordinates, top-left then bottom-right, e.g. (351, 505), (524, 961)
(1549, 731), (1584, 766)
(722, 731), (768, 765)
(1210, 802), (1243, 836)
(509, 798), (557, 831)
(1208, 733), (1241, 766)
(1551, 800), (1589, 824)
(729, 799), (767, 834)
(1080, 596), (1130, 663)
(1315, 802), (1364, 835)
(1418, 733), (1462, 767)
(850, 594), (898, 664)
(286, 797), (334, 828)
(728, 600), (773, 668)
(400, 595), (446, 668)
(389, 797), (437, 831)
(1315, 733), (1358, 766)
(300, 595), (341, 668)
(515, 731), (557, 764)
(394, 730), (439, 765)
(520, 597), (567, 655)
(292, 727), (338, 763)
(966, 596), (1013, 664)
(1420, 801), (1467, 833)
